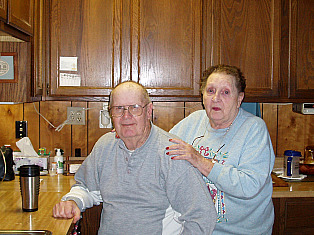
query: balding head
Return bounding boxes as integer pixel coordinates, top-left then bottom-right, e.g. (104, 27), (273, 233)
(109, 81), (151, 108)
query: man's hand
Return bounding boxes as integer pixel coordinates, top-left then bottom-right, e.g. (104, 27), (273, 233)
(53, 200), (81, 223)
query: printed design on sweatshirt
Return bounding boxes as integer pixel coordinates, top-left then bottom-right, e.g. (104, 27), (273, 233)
(195, 144), (229, 223)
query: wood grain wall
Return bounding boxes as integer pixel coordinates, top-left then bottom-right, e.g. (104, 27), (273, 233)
(0, 102), (313, 158)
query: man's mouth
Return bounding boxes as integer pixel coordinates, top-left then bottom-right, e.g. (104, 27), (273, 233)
(212, 107), (221, 111)
(122, 123), (135, 127)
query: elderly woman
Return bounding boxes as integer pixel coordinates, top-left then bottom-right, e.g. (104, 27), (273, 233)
(167, 64), (275, 234)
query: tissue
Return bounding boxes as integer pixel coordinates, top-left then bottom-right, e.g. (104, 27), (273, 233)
(14, 137), (48, 173)
(16, 137), (39, 157)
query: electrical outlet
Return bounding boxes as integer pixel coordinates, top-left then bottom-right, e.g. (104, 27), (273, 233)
(67, 107), (86, 125)
(15, 121), (27, 138)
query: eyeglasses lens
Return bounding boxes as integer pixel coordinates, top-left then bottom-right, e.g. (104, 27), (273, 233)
(110, 105), (144, 117)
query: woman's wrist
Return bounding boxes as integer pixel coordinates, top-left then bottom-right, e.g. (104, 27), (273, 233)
(197, 157), (215, 176)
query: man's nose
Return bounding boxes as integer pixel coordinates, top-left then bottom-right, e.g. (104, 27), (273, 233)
(121, 108), (132, 118)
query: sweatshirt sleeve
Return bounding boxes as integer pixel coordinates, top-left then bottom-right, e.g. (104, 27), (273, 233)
(208, 119), (275, 199)
(61, 144), (104, 211)
(166, 162), (217, 234)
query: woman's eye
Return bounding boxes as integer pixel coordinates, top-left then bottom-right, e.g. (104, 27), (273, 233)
(207, 89), (214, 93)
(223, 90), (229, 95)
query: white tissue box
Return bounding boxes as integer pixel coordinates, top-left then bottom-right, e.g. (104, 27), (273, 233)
(69, 164), (81, 174)
(13, 155), (48, 173)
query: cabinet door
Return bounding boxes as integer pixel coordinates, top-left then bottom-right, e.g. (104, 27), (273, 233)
(0, 0), (7, 22)
(289, 0), (314, 100)
(129, 0), (202, 97)
(49, 0), (119, 98)
(32, 0), (46, 97)
(49, 0), (202, 99)
(204, 0), (281, 101)
(8, 0), (34, 35)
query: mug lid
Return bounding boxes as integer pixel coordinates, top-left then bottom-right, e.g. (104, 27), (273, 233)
(284, 150), (301, 156)
(19, 165), (40, 177)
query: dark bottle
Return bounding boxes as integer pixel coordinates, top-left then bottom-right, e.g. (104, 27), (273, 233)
(0, 145), (15, 181)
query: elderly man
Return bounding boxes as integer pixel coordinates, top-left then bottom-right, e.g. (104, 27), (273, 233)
(53, 81), (216, 234)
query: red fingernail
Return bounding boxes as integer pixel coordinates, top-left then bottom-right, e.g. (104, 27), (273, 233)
(171, 157), (174, 159)
(166, 152), (169, 155)
(166, 147), (169, 150)
(169, 139), (172, 141)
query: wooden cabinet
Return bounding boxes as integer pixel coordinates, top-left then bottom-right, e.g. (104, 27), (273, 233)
(32, 0), (46, 98)
(77, 198), (314, 235)
(203, 0), (281, 101)
(48, 0), (116, 98)
(80, 204), (102, 235)
(286, 0), (314, 101)
(203, 0), (313, 103)
(8, 0), (34, 35)
(0, 0), (34, 35)
(0, 0), (7, 22)
(273, 197), (314, 235)
(129, 0), (202, 98)
(47, 0), (202, 100)
(0, 0), (34, 102)
(44, 0), (313, 102)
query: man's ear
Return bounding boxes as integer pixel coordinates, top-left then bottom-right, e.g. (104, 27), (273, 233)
(147, 102), (153, 119)
(237, 92), (245, 108)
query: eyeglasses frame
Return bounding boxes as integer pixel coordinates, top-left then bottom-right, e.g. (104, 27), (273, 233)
(109, 103), (150, 117)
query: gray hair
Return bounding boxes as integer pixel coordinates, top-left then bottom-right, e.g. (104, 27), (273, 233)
(200, 64), (246, 94)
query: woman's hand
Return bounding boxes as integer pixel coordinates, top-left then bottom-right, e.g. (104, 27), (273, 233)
(166, 138), (214, 176)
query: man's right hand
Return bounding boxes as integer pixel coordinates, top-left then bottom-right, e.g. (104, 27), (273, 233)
(53, 200), (81, 223)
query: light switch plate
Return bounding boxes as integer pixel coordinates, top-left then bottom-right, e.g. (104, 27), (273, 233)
(15, 121), (27, 138)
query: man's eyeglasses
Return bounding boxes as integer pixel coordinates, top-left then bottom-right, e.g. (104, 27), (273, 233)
(109, 103), (150, 117)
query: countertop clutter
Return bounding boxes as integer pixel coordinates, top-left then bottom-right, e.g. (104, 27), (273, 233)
(0, 175), (76, 234)
(0, 173), (313, 234)
(272, 174), (314, 198)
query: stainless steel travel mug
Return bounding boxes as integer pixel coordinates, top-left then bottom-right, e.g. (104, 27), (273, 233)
(19, 165), (40, 212)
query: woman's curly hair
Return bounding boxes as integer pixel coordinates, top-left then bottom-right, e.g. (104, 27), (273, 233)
(200, 64), (246, 94)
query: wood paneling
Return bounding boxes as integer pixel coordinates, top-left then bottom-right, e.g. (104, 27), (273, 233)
(0, 103), (23, 149)
(185, 102), (203, 117)
(24, 102), (40, 152)
(152, 102), (185, 132)
(262, 103), (278, 156)
(1, 102), (313, 160)
(39, 101), (71, 155)
(277, 104), (314, 156)
(0, 42), (31, 102)
(71, 102), (87, 157)
(87, 102), (111, 154)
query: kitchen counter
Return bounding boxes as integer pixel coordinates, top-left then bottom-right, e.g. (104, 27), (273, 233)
(271, 174), (314, 234)
(1, 173), (313, 234)
(0, 174), (76, 234)
(272, 174), (314, 198)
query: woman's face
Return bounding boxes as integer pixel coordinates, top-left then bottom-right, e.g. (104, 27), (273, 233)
(202, 72), (244, 129)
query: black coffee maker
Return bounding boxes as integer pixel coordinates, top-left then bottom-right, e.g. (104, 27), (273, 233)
(0, 145), (15, 181)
